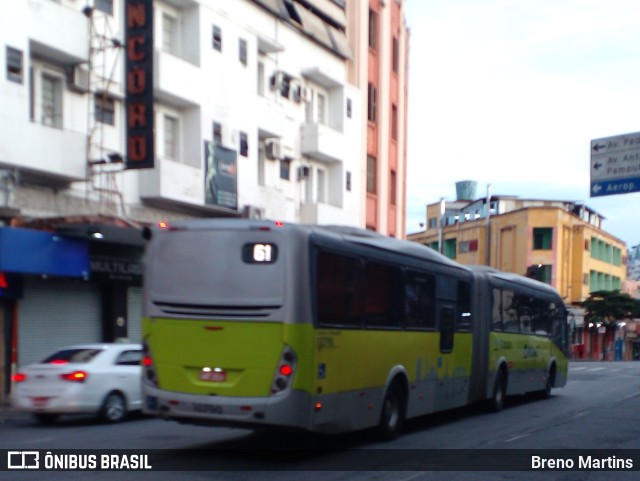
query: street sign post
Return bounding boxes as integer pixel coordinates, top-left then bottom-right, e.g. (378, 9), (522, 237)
(590, 131), (640, 197)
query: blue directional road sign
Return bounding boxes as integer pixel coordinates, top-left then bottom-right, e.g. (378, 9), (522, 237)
(590, 132), (640, 197)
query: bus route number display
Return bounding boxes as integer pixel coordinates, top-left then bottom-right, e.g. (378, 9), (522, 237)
(242, 243), (278, 264)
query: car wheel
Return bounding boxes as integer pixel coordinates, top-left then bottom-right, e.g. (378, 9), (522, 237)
(34, 413), (59, 424)
(101, 392), (127, 423)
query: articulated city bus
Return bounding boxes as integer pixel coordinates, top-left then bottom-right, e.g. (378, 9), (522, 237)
(141, 219), (568, 439)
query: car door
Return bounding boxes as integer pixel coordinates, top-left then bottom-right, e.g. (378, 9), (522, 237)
(113, 349), (143, 409)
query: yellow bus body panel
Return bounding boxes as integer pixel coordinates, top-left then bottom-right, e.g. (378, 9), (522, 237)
(144, 318), (290, 397)
(313, 329), (473, 394)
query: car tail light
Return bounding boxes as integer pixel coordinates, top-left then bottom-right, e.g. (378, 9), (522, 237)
(270, 346), (296, 395)
(12, 373), (27, 383)
(142, 340), (158, 387)
(60, 371), (88, 382)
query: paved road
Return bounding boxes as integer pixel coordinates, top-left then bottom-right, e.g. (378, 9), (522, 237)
(1, 361), (639, 480)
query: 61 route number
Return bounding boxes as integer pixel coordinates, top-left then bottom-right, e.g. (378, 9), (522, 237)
(243, 243), (278, 264)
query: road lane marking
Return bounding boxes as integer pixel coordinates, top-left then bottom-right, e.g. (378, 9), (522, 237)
(505, 433), (532, 442)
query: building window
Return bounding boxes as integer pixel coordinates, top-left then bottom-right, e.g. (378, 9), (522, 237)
(391, 104), (398, 140)
(162, 14), (178, 54)
(6, 47), (23, 83)
(459, 239), (479, 253)
(283, 0), (302, 24)
(443, 238), (457, 260)
(41, 74), (63, 128)
(239, 38), (247, 65)
(163, 115), (179, 160)
(392, 36), (399, 73)
(346, 171), (351, 191)
(317, 92), (327, 125)
(212, 25), (222, 51)
(428, 217), (438, 229)
(280, 158), (291, 180)
(212, 122), (222, 144)
(316, 168), (326, 203)
(95, 95), (115, 125)
(533, 228), (552, 250)
(390, 170), (397, 206)
(257, 61), (265, 96)
(368, 9), (378, 50)
(346, 98), (352, 118)
(95, 0), (113, 15)
(239, 131), (248, 157)
(367, 83), (377, 122)
(366, 155), (377, 194)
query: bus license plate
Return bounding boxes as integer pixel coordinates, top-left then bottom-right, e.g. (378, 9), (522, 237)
(191, 403), (223, 414)
(200, 370), (226, 382)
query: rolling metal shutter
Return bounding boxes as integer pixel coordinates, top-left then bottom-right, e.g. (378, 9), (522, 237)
(17, 277), (101, 367)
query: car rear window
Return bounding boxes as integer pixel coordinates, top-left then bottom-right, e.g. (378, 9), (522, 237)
(41, 348), (103, 364)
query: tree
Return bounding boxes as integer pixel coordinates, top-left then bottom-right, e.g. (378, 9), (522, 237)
(581, 290), (640, 326)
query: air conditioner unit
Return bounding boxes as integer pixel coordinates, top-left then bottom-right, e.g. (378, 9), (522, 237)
(297, 165), (311, 180)
(265, 139), (281, 159)
(269, 72), (284, 91)
(243, 205), (265, 220)
(68, 65), (89, 92)
(300, 86), (312, 102)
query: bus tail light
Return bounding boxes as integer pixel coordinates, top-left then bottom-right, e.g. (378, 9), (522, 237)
(142, 340), (158, 387)
(270, 346), (296, 396)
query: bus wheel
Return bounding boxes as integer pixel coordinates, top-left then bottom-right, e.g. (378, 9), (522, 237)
(377, 382), (406, 441)
(539, 365), (555, 399)
(489, 370), (506, 413)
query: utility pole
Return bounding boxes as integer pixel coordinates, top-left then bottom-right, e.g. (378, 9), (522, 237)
(485, 184), (492, 266)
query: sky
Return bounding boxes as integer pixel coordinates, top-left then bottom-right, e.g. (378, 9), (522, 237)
(403, 0), (640, 248)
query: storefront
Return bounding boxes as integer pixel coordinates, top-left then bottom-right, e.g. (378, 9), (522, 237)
(0, 222), (144, 400)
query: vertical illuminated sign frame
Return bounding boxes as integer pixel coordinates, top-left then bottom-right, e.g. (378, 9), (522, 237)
(125, 0), (154, 170)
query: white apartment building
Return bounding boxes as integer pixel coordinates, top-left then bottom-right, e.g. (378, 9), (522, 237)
(0, 0), (369, 397)
(1, 0), (362, 226)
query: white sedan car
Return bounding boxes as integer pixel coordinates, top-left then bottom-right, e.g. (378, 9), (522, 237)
(11, 343), (142, 424)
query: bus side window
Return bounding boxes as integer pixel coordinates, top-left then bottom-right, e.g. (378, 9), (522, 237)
(491, 288), (502, 331)
(457, 280), (472, 331)
(502, 289), (519, 333)
(404, 271), (436, 330)
(316, 251), (363, 328)
(532, 299), (551, 335)
(518, 294), (533, 334)
(364, 261), (402, 329)
(439, 306), (455, 353)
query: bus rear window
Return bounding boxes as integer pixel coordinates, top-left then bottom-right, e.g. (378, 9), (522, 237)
(148, 230), (284, 309)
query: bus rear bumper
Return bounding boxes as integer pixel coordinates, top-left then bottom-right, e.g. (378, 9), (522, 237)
(142, 386), (312, 431)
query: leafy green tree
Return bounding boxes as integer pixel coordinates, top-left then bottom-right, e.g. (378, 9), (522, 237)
(581, 290), (640, 326)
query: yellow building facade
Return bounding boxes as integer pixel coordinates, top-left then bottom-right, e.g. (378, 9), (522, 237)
(408, 196), (627, 305)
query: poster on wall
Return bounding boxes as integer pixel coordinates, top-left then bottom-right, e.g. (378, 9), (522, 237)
(204, 141), (238, 210)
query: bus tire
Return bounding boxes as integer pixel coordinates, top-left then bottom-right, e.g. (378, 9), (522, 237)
(489, 370), (506, 413)
(539, 364), (555, 399)
(377, 382), (406, 441)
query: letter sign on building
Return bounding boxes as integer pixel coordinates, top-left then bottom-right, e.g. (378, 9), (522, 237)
(124, 0), (154, 169)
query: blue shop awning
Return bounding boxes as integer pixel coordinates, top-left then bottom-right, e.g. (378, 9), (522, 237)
(0, 227), (89, 278)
